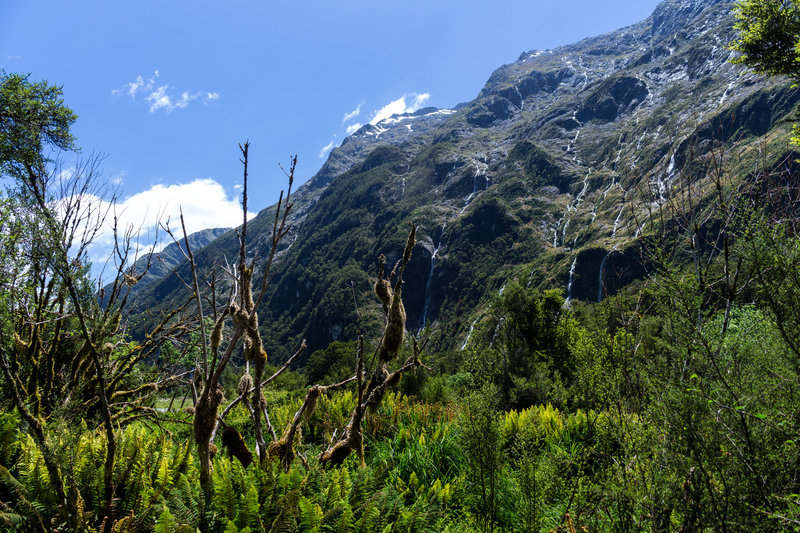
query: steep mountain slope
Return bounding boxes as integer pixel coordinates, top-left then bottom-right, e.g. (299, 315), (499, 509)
(132, 0), (800, 361)
(107, 227), (229, 296)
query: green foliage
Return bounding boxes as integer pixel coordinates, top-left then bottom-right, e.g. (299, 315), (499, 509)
(476, 283), (575, 409)
(732, 0), (800, 80)
(731, 0), (800, 143)
(571, 325), (637, 409)
(458, 384), (504, 532)
(304, 340), (359, 385)
(0, 70), (77, 180)
(509, 140), (572, 191)
(4, 29), (800, 529)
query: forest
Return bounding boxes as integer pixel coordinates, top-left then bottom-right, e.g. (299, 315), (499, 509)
(3, 0), (800, 531)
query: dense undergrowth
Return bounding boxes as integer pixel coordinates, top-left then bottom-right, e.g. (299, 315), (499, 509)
(5, 228), (800, 532)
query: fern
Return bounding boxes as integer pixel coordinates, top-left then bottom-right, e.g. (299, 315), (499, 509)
(324, 469), (343, 509)
(17, 435), (57, 510)
(268, 507), (296, 533)
(335, 502), (354, 533)
(353, 499), (380, 532)
(110, 512), (135, 533)
(164, 473), (200, 528)
(154, 506), (177, 533)
(224, 518), (252, 533)
(214, 457), (237, 520)
(298, 496), (323, 532)
(236, 484), (262, 531)
(73, 431), (104, 513)
(0, 466), (46, 530)
(0, 410), (20, 468)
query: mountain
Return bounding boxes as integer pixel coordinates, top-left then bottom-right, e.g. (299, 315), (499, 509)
(129, 0), (800, 362)
(104, 227), (230, 299)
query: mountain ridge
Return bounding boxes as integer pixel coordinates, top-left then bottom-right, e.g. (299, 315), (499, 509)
(129, 0), (800, 362)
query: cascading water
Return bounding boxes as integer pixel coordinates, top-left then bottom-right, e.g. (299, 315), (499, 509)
(461, 173), (479, 214)
(460, 317), (479, 350)
(553, 168), (592, 248)
(658, 153), (676, 202)
(488, 317), (505, 348)
(461, 160), (489, 214)
(597, 253), (609, 302)
(719, 81), (734, 106)
(611, 202), (625, 239)
(515, 84), (525, 111)
(419, 222), (446, 331)
(566, 257), (578, 302)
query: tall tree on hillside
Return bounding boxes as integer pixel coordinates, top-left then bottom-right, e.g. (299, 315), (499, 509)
(0, 72), (185, 531)
(731, 0), (800, 80)
(0, 70), (77, 182)
(731, 0), (800, 140)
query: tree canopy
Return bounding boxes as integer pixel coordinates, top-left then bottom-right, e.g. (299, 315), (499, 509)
(731, 0), (800, 81)
(0, 70), (77, 181)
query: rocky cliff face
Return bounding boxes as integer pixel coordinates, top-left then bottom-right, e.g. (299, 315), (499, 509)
(131, 0), (800, 360)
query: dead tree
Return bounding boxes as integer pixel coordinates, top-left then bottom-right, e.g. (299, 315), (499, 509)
(262, 224), (427, 472)
(170, 142), (301, 503)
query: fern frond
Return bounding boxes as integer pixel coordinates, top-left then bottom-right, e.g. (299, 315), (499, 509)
(268, 508), (296, 533)
(335, 502), (354, 533)
(298, 496), (323, 533)
(236, 484), (263, 531)
(153, 506), (177, 533)
(214, 457), (237, 520)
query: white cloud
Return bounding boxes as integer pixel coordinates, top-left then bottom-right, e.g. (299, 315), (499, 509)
(57, 166), (76, 185)
(342, 104), (362, 123)
(345, 123), (362, 135)
(113, 71), (219, 113)
(146, 88), (203, 113)
(66, 178), (253, 269)
(318, 140), (336, 159)
(112, 70), (159, 98)
(370, 92), (430, 124)
(110, 171), (126, 187)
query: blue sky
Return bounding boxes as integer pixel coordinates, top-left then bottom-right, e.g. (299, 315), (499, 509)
(1, 0), (662, 262)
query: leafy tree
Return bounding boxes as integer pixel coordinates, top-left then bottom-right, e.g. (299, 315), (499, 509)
(731, 0), (800, 142)
(481, 283), (574, 409)
(0, 73), (185, 531)
(0, 70), (77, 182)
(731, 0), (800, 80)
(459, 383), (504, 533)
(304, 340), (360, 384)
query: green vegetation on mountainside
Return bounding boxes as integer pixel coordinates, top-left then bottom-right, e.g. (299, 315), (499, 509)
(128, 0), (800, 361)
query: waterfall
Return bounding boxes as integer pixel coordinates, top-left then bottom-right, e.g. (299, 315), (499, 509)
(554, 170), (591, 248)
(461, 160), (488, 214)
(566, 257), (578, 302)
(460, 173), (479, 214)
(658, 154), (676, 202)
(611, 203), (625, 239)
(515, 85), (525, 111)
(488, 317), (505, 348)
(719, 81), (734, 106)
(460, 317), (479, 350)
(419, 223), (446, 330)
(553, 217), (562, 247)
(597, 253), (609, 302)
